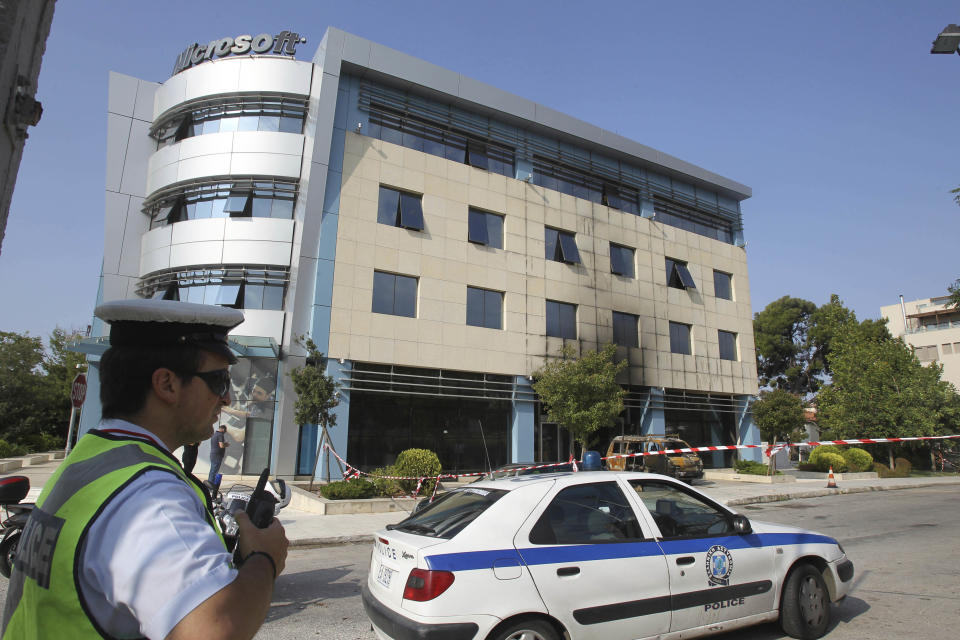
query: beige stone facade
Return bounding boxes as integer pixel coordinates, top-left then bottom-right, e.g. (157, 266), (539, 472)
(330, 133), (758, 395)
(881, 296), (960, 391)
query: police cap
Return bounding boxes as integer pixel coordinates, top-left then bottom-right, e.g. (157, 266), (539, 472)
(95, 299), (244, 364)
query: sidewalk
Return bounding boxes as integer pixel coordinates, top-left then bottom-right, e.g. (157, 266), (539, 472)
(4, 457), (959, 547)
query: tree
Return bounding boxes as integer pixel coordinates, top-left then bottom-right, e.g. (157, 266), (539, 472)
(0, 331), (54, 445)
(947, 279), (960, 310)
(532, 343), (627, 456)
(817, 320), (958, 465)
(43, 328), (87, 440)
(288, 337), (340, 485)
(753, 296), (819, 394)
(754, 294), (890, 395)
(751, 389), (806, 445)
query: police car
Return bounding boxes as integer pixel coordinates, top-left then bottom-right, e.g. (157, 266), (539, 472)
(362, 471), (853, 640)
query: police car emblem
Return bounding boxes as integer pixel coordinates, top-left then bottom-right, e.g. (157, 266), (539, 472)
(705, 545), (733, 586)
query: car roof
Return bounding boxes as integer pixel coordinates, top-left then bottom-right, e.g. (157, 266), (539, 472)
(466, 470), (676, 491)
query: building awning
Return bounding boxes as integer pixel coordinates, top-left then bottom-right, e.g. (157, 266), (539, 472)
(68, 335), (279, 359)
(906, 308), (957, 319)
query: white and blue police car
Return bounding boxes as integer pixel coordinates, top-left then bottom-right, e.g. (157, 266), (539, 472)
(362, 471), (854, 640)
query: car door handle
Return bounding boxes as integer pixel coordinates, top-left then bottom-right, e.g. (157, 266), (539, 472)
(676, 556), (696, 566)
(556, 566), (580, 577)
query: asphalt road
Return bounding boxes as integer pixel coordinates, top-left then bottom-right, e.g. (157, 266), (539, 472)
(1, 486), (957, 639)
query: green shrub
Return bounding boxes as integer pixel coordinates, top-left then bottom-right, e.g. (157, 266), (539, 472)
(0, 439), (28, 458)
(734, 459), (772, 475)
(842, 447), (873, 472)
(808, 445), (842, 470)
(370, 466), (404, 497)
(394, 448), (442, 495)
(319, 478), (377, 500)
(894, 457), (912, 476)
(796, 462), (818, 472)
(815, 452), (847, 473)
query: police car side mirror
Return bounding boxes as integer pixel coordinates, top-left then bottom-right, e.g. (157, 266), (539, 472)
(731, 514), (752, 535)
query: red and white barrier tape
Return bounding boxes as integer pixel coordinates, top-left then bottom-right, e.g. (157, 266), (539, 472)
(318, 433), (960, 491)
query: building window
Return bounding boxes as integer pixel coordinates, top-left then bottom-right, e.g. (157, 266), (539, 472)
(467, 287), (503, 329)
(152, 96), (307, 147)
(713, 270), (733, 300)
(610, 243), (635, 278)
(545, 227), (581, 264)
(914, 345), (939, 362)
(139, 266), (288, 310)
(378, 186), (424, 231)
(669, 322), (691, 355)
(666, 258), (696, 289)
(531, 156), (641, 216)
(546, 300), (577, 339)
(718, 330), (738, 361)
(468, 208), (504, 249)
(366, 103), (515, 178)
(372, 271), (417, 318)
(613, 311), (639, 348)
(146, 179), (297, 229)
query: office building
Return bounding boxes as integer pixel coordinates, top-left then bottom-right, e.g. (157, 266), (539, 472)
(76, 27), (761, 479)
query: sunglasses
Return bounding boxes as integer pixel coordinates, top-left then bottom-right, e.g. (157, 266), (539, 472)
(189, 369), (231, 397)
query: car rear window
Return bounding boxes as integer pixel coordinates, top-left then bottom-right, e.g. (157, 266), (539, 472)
(388, 487), (507, 539)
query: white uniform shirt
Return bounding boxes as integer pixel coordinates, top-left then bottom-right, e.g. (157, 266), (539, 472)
(77, 420), (238, 639)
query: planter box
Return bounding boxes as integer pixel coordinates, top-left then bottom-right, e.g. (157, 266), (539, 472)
(785, 470), (879, 481)
(704, 470), (796, 484)
(288, 484), (419, 515)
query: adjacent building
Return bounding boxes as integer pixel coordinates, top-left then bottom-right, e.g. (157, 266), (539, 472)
(0, 0), (56, 254)
(76, 27), (761, 480)
(881, 295), (960, 390)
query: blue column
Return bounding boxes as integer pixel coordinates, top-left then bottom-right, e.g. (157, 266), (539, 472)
(511, 376), (535, 462)
(317, 358), (351, 481)
(641, 387), (665, 435)
(736, 395), (761, 462)
(77, 358), (102, 438)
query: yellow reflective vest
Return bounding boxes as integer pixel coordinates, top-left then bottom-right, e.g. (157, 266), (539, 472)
(1, 430), (224, 638)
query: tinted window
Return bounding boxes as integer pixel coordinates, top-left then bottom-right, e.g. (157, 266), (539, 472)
(629, 480), (734, 539)
(529, 482), (644, 545)
(546, 300), (576, 339)
(612, 312), (639, 348)
(670, 322), (691, 355)
(610, 244), (635, 278)
(467, 287), (502, 329)
(391, 487), (507, 539)
(713, 270), (732, 300)
(545, 228), (580, 264)
(468, 209), (503, 249)
(666, 258), (696, 289)
(372, 271), (417, 318)
(718, 330), (737, 361)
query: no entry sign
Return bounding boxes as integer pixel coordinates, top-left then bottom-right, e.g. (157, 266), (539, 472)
(71, 373), (87, 408)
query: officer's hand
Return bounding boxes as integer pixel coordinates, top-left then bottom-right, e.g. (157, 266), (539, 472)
(234, 510), (289, 578)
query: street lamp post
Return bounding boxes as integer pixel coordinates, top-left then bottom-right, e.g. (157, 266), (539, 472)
(931, 24), (960, 54)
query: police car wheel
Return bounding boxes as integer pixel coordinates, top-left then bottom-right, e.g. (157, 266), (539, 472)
(780, 563), (830, 639)
(491, 618), (559, 640)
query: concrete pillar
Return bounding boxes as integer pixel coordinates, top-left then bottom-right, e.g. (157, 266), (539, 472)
(641, 387), (665, 435)
(736, 394), (761, 462)
(316, 358), (351, 482)
(511, 376), (535, 462)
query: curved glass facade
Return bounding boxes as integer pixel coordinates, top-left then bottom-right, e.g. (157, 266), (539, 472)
(145, 179), (297, 229)
(137, 265), (289, 310)
(152, 96), (307, 146)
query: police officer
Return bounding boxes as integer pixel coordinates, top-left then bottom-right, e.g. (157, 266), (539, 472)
(2, 299), (289, 639)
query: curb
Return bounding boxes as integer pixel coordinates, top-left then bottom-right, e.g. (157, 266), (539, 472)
(725, 479), (960, 506)
(290, 534), (377, 548)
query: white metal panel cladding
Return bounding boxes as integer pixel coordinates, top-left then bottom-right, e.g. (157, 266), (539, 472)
(153, 57), (313, 121)
(168, 240), (224, 268)
(139, 246), (171, 276)
(170, 218), (226, 244)
(221, 240), (292, 266)
(223, 218), (294, 242)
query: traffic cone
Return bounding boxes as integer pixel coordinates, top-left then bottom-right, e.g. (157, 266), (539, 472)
(826, 466), (838, 489)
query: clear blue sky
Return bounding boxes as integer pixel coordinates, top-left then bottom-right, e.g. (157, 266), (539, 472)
(2, 0), (958, 341)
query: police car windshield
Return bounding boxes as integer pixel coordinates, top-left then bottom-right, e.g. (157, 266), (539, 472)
(390, 487), (506, 539)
